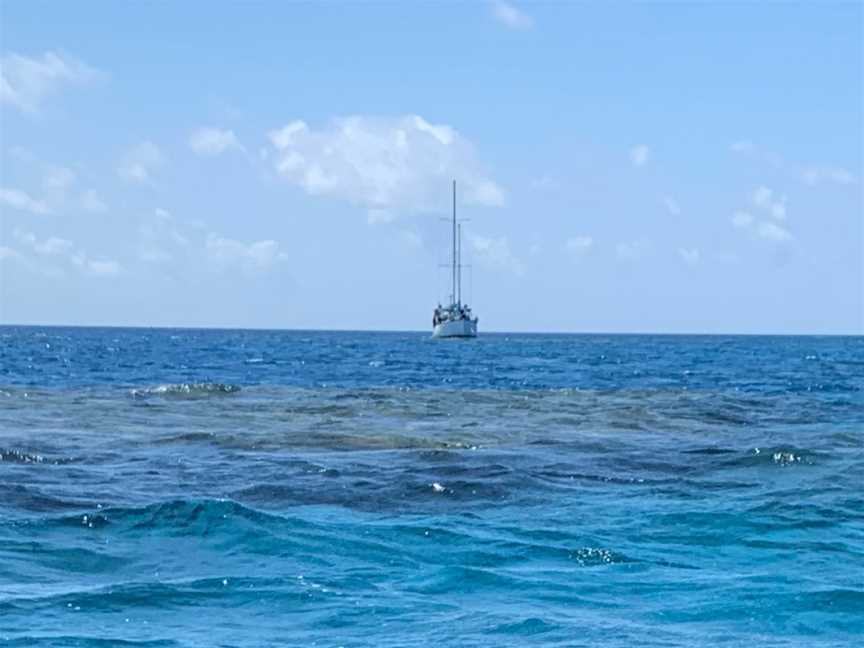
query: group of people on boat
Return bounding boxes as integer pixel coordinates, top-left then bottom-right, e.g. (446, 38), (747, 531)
(433, 303), (474, 327)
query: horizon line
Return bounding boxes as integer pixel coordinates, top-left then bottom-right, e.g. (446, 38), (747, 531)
(0, 322), (861, 337)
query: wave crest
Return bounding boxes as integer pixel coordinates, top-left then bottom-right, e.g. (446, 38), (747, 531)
(130, 383), (241, 398)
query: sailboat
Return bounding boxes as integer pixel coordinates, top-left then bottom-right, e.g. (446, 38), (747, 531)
(432, 181), (478, 338)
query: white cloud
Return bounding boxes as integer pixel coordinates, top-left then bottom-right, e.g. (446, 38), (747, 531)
(8, 165), (107, 215)
(730, 140), (756, 154)
(0, 51), (100, 112)
(530, 176), (556, 190)
(40, 166), (106, 216)
(205, 234), (287, 273)
(139, 209), (286, 275)
(732, 199), (793, 243)
(86, 259), (121, 276)
(663, 196), (681, 215)
(752, 186), (771, 207)
(732, 211), (754, 229)
(0, 187), (50, 215)
(472, 179), (506, 206)
(491, 1), (534, 30)
(565, 236), (593, 256)
(755, 221), (792, 242)
(5, 228), (121, 277)
(80, 189), (108, 213)
(629, 145), (650, 167)
(33, 235), (75, 257)
(0, 246), (21, 261)
(616, 239), (652, 260)
(470, 234), (524, 276)
(750, 185), (787, 220)
(43, 166), (76, 192)
(398, 229), (423, 250)
(189, 127), (243, 156)
(732, 140), (855, 186)
(118, 141), (165, 184)
(801, 166), (856, 186)
(678, 247), (700, 265)
(268, 115), (505, 217)
(2, 153), (108, 215)
(139, 209), (188, 264)
(367, 208), (396, 225)
(729, 139), (783, 167)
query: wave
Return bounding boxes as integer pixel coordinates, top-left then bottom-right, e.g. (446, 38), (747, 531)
(129, 383), (241, 398)
(0, 483), (95, 512)
(1, 448), (50, 464)
(0, 574), (323, 617)
(47, 499), (284, 534)
(722, 446), (819, 468)
(0, 638), (179, 647)
(21, 499), (635, 567)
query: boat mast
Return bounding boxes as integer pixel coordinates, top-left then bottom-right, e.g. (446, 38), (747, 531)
(457, 223), (462, 307)
(451, 180), (457, 307)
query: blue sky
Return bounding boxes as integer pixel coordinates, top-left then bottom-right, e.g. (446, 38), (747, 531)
(1, 1), (861, 333)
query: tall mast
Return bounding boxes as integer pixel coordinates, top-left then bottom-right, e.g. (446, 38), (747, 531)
(457, 223), (462, 307)
(451, 179), (457, 306)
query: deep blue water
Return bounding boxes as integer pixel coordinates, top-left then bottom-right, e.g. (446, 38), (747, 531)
(1, 326), (862, 647)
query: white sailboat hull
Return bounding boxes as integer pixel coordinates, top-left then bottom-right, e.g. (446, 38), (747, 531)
(433, 318), (477, 338)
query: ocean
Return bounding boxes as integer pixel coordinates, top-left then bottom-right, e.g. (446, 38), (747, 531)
(0, 326), (862, 647)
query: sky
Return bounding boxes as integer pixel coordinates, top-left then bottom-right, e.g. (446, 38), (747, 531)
(0, 1), (861, 333)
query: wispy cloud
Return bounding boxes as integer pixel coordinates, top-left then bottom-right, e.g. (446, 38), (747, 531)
(139, 208), (189, 264)
(801, 166), (856, 186)
(205, 234), (287, 273)
(80, 189), (108, 213)
(491, 1), (534, 30)
(42, 166), (76, 192)
(0, 149), (114, 217)
(751, 185), (786, 220)
(731, 187), (793, 243)
(4, 228), (121, 277)
(40, 165), (111, 214)
(678, 247), (700, 265)
(268, 115), (505, 217)
(629, 145), (650, 168)
(0, 51), (101, 112)
(564, 236), (593, 257)
(731, 140), (856, 187)
(118, 141), (165, 184)
(530, 175), (556, 190)
(729, 139), (783, 167)
(732, 211), (754, 229)
(0, 187), (50, 215)
(755, 221), (792, 242)
(663, 196), (681, 215)
(398, 229), (423, 250)
(139, 208), (287, 276)
(189, 127), (243, 156)
(367, 208), (396, 225)
(730, 140), (756, 154)
(470, 234), (525, 276)
(616, 239), (652, 260)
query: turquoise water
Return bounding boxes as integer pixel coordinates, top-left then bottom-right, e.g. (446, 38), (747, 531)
(1, 327), (862, 646)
